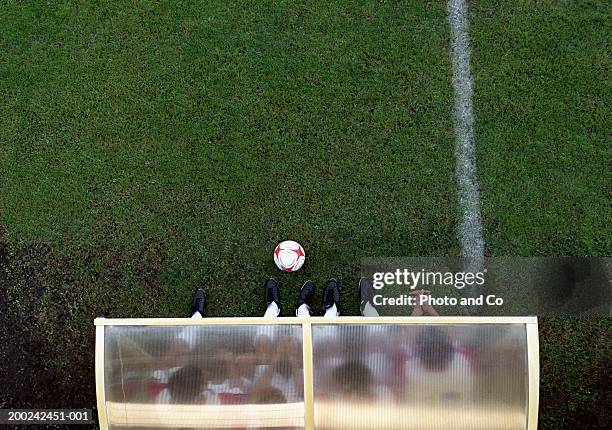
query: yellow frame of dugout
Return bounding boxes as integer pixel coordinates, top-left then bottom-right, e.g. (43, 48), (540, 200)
(94, 316), (539, 430)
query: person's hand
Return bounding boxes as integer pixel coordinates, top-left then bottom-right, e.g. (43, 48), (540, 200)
(411, 305), (424, 316)
(409, 289), (431, 316)
(417, 290), (439, 316)
(409, 289), (431, 305)
(409, 289), (430, 296)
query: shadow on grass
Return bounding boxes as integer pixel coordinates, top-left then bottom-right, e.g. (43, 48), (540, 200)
(0, 228), (166, 428)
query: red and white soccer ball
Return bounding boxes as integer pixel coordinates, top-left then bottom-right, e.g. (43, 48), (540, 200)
(273, 240), (305, 272)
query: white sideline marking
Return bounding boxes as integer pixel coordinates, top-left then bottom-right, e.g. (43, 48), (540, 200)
(447, 0), (485, 272)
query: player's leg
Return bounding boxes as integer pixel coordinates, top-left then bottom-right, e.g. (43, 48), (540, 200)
(178, 288), (206, 348)
(322, 279), (341, 318)
(191, 288), (206, 318)
(359, 277), (380, 317)
(263, 278), (281, 317)
(296, 280), (315, 317)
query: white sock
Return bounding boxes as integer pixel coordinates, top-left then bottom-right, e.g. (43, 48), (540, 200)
(296, 303), (311, 317)
(324, 304), (339, 318)
(263, 301), (280, 318)
(361, 301), (380, 317)
(191, 311), (203, 319)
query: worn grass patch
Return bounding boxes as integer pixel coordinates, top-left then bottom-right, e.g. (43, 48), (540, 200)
(0, 232), (169, 412)
(539, 317), (611, 429)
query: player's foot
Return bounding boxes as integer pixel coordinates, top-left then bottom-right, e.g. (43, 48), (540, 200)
(359, 277), (376, 314)
(322, 279), (341, 314)
(265, 277), (281, 309)
(192, 288), (207, 316)
(296, 280), (315, 316)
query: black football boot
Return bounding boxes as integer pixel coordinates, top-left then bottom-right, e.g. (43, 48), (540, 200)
(359, 277), (378, 315)
(192, 288), (207, 317)
(265, 277), (281, 312)
(296, 280), (315, 316)
(322, 279), (341, 316)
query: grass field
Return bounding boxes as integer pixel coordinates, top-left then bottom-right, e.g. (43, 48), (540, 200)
(0, 1), (609, 429)
(470, 0), (610, 255)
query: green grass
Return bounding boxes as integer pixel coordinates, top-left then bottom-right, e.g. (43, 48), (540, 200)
(0, 1), (609, 429)
(470, 0), (611, 255)
(1, 0), (457, 319)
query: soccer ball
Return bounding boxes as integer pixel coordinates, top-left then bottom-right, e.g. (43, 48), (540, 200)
(273, 240), (305, 272)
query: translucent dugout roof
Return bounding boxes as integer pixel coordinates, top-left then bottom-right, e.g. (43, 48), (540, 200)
(95, 317), (539, 430)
